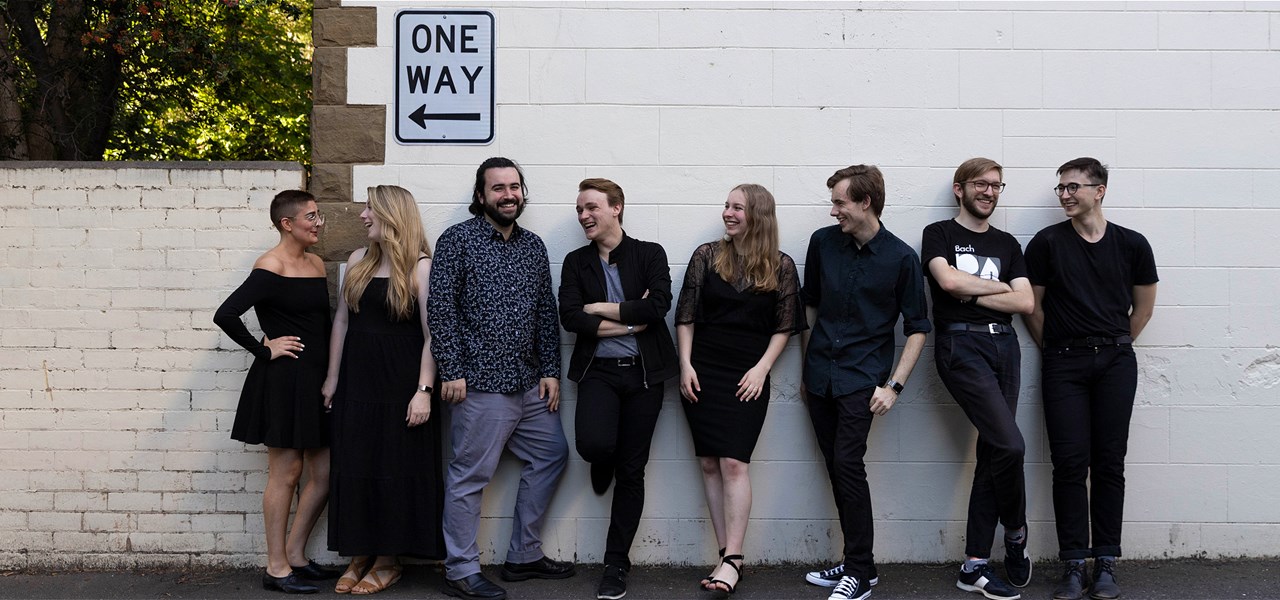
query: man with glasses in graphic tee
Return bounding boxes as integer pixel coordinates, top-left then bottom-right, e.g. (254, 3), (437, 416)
(921, 158), (1033, 600)
(1024, 157), (1157, 600)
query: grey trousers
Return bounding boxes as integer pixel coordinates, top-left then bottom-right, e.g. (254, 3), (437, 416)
(443, 386), (569, 580)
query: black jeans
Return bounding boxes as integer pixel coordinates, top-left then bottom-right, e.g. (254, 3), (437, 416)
(1041, 343), (1138, 560)
(935, 331), (1027, 559)
(806, 388), (876, 577)
(574, 361), (663, 570)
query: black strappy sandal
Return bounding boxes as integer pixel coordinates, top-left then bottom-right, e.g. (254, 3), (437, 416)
(704, 554), (743, 598)
(698, 548), (726, 589)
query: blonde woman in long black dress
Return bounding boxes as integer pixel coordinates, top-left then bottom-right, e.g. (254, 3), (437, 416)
(676, 184), (806, 597)
(322, 185), (443, 595)
(214, 190), (337, 594)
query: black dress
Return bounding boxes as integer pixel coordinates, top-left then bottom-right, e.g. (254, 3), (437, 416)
(675, 243), (805, 462)
(214, 269), (331, 449)
(327, 277), (445, 558)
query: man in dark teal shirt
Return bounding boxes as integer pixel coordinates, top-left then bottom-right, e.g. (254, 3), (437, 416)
(800, 165), (931, 600)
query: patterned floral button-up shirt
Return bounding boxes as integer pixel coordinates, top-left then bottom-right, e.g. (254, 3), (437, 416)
(428, 216), (561, 394)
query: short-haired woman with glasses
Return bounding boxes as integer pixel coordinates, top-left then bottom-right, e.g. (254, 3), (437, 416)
(214, 190), (337, 594)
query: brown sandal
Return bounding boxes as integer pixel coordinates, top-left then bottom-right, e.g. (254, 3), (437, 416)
(350, 563), (402, 595)
(335, 556), (371, 594)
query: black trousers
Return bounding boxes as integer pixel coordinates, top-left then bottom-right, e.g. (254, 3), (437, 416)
(806, 388), (876, 578)
(1041, 343), (1138, 560)
(573, 362), (663, 570)
(935, 331), (1027, 558)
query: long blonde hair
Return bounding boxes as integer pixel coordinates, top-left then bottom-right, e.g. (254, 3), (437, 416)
(343, 185), (432, 320)
(713, 183), (780, 293)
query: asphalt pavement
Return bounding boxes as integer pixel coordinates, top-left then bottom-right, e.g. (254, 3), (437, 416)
(3, 559), (1279, 599)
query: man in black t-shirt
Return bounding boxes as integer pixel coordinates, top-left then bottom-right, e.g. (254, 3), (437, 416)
(922, 158), (1034, 600)
(1024, 158), (1158, 600)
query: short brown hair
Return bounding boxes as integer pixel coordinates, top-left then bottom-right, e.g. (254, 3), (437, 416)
(953, 158), (1003, 205)
(269, 189), (315, 231)
(1057, 157), (1108, 185)
(827, 165), (885, 217)
(578, 178), (625, 224)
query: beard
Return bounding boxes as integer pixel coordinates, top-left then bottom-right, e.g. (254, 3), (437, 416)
(961, 191), (996, 219)
(483, 198), (525, 227)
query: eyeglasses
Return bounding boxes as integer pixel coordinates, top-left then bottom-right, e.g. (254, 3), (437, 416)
(965, 180), (1006, 193)
(288, 210), (325, 226)
(1053, 183), (1103, 195)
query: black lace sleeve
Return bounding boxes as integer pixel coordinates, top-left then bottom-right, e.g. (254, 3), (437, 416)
(774, 252), (807, 334)
(675, 243), (715, 325)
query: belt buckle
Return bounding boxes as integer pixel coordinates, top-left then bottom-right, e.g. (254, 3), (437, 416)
(1085, 336), (1104, 346)
(616, 356), (636, 367)
(987, 323), (998, 335)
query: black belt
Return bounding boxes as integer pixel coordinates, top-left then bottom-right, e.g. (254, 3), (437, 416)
(1045, 335), (1132, 348)
(945, 323), (1014, 335)
(595, 356), (640, 367)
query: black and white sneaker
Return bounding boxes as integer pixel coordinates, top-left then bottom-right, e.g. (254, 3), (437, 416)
(1004, 533), (1032, 588)
(806, 563), (878, 587)
(596, 564), (627, 600)
(826, 575), (872, 600)
(957, 562), (1021, 600)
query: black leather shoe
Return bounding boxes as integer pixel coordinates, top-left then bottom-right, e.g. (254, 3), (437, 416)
(442, 572), (507, 599)
(261, 571), (319, 594)
(1052, 561), (1089, 600)
(499, 556), (576, 581)
(290, 560), (341, 580)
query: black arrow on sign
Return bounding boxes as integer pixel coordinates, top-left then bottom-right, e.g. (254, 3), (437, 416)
(408, 105), (482, 129)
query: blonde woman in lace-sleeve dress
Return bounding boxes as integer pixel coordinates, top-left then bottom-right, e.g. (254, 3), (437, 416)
(675, 184), (806, 598)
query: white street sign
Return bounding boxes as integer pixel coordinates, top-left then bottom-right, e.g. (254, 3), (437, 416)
(395, 10), (494, 144)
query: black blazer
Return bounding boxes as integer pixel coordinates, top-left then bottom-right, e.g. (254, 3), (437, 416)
(559, 233), (679, 386)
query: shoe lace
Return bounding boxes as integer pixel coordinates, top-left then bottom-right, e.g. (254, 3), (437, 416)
(1063, 561), (1087, 581)
(819, 564), (845, 578)
(1097, 559), (1116, 578)
(832, 576), (860, 597)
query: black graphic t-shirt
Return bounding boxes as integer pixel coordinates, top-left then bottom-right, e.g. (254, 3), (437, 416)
(921, 218), (1027, 326)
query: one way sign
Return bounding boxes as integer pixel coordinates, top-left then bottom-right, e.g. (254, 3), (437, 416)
(395, 10), (494, 144)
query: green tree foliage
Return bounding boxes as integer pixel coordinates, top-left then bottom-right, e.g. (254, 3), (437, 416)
(0, 0), (311, 162)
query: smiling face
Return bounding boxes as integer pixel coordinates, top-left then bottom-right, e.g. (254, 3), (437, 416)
(722, 188), (749, 241)
(956, 167), (1002, 221)
(576, 188), (620, 242)
(283, 200), (323, 247)
(359, 202), (382, 241)
(830, 178), (873, 237)
(479, 166), (526, 228)
(1057, 169), (1104, 219)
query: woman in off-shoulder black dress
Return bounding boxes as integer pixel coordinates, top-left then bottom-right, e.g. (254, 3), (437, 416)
(214, 190), (337, 594)
(676, 184), (805, 597)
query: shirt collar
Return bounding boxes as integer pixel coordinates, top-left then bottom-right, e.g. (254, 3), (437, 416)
(475, 215), (523, 241)
(841, 220), (886, 253)
(597, 231), (632, 265)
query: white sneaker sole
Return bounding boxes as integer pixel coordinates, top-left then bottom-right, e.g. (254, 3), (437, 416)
(807, 573), (878, 587)
(957, 579), (1021, 600)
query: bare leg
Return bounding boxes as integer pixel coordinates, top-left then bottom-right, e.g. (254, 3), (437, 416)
(285, 447), (330, 566)
(698, 457), (727, 548)
(707, 457), (751, 592)
(264, 448), (304, 577)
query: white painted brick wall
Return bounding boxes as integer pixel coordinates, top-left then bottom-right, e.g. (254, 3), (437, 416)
(4, 1), (1278, 571)
(0, 164), (302, 569)
(339, 1), (1280, 565)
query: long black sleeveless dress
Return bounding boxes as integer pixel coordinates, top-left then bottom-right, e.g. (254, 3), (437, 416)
(327, 277), (445, 558)
(214, 269), (331, 449)
(675, 243), (805, 463)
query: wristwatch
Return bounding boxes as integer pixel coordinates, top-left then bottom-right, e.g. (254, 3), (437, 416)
(417, 384), (433, 394)
(884, 379), (904, 394)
